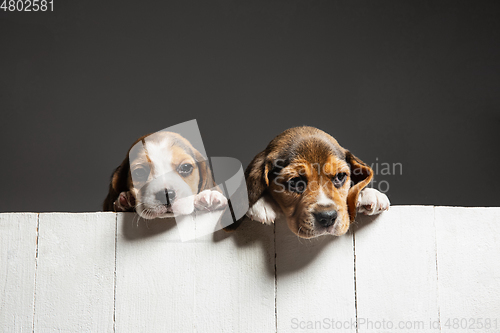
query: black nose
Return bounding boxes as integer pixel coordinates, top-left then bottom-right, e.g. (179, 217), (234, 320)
(155, 189), (176, 205)
(313, 210), (337, 227)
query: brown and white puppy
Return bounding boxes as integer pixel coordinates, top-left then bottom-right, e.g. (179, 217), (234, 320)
(244, 126), (389, 238)
(103, 131), (227, 219)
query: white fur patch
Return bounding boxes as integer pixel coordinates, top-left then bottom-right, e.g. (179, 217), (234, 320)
(246, 196), (281, 224)
(316, 188), (335, 207)
(194, 190), (228, 211)
(357, 188), (390, 215)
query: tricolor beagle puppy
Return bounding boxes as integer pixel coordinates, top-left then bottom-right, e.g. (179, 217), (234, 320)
(244, 126), (390, 238)
(103, 131), (227, 219)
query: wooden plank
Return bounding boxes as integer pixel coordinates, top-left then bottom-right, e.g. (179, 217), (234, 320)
(355, 206), (439, 333)
(192, 216), (275, 332)
(435, 207), (500, 333)
(115, 212), (275, 332)
(275, 217), (356, 333)
(1, 207), (498, 332)
(0, 213), (38, 333)
(115, 212), (197, 332)
(33, 213), (116, 332)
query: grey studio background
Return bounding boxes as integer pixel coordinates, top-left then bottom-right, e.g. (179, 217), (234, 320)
(0, 0), (499, 213)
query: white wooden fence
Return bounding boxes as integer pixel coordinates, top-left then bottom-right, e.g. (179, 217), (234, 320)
(1, 207), (499, 332)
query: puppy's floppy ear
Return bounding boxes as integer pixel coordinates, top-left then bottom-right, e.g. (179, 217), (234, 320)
(223, 150), (271, 232)
(193, 148), (216, 192)
(245, 150), (272, 207)
(346, 151), (373, 222)
(103, 157), (130, 211)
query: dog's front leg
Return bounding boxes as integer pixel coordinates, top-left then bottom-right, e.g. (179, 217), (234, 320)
(194, 190), (228, 211)
(356, 188), (390, 215)
(114, 191), (136, 212)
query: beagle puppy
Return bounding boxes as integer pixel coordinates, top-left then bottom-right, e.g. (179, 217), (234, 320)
(244, 126), (390, 238)
(103, 131), (227, 219)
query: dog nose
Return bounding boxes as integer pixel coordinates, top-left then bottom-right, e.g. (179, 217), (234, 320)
(313, 210), (337, 227)
(155, 189), (176, 205)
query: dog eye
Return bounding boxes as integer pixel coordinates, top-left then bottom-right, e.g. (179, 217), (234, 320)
(288, 177), (307, 194)
(132, 167), (149, 181)
(178, 163), (194, 175)
(332, 172), (347, 188)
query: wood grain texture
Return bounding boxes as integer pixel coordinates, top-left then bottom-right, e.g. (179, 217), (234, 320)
(0, 213), (38, 333)
(115, 212), (275, 332)
(275, 217), (356, 333)
(0, 207), (499, 332)
(33, 213), (116, 332)
(355, 206), (439, 333)
(435, 207), (500, 333)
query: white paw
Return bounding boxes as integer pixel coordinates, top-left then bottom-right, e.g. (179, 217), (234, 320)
(114, 191), (135, 212)
(246, 196), (279, 224)
(357, 188), (390, 215)
(194, 190), (228, 211)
